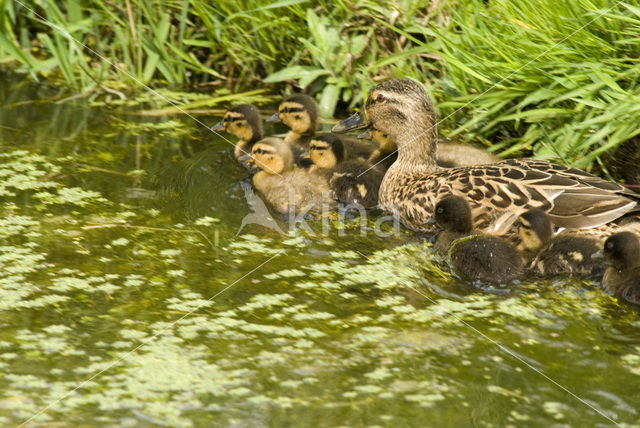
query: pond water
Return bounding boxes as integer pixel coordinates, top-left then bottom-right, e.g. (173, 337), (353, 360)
(0, 74), (639, 427)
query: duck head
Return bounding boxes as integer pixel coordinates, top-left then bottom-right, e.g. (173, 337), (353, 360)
(267, 94), (318, 136)
(517, 209), (554, 252)
(309, 133), (347, 169)
(433, 195), (473, 234)
(250, 137), (293, 176)
(211, 104), (263, 144)
(604, 231), (640, 271)
(334, 79), (438, 168)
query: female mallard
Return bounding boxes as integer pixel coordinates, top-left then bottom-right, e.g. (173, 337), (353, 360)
(211, 104), (263, 164)
(361, 128), (498, 172)
(268, 94), (374, 160)
(334, 79), (640, 232)
(308, 133), (384, 208)
(432, 195), (523, 283)
(247, 137), (336, 215)
(602, 232), (640, 304)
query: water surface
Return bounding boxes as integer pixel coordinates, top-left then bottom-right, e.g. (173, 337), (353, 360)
(0, 75), (639, 427)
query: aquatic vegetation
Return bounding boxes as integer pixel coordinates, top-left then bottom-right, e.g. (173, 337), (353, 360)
(1, 77), (640, 427)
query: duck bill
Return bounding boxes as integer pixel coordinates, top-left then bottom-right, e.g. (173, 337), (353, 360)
(357, 129), (372, 140)
(266, 112), (281, 123)
(211, 120), (225, 132)
(423, 215), (437, 226)
(332, 111), (366, 133)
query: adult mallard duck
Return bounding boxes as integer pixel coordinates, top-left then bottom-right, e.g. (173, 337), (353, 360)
(602, 232), (640, 304)
(333, 78), (640, 232)
(211, 104), (263, 165)
(431, 195), (523, 283)
(268, 94), (374, 161)
(245, 137), (336, 215)
(308, 133), (384, 208)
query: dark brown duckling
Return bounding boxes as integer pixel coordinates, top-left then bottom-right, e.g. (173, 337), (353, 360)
(602, 232), (640, 304)
(248, 137), (336, 215)
(211, 104), (263, 166)
(517, 209), (605, 277)
(432, 195), (524, 284)
(308, 133), (384, 208)
(268, 93), (373, 161)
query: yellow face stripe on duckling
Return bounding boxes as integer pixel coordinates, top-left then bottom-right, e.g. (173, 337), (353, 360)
(223, 112), (254, 142)
(309, 139), (338, 169)
(252, 143), (285, 175)
(278, 102), (312, 135)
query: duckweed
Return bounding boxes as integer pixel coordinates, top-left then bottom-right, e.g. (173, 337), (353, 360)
(0, 81), (639, 427)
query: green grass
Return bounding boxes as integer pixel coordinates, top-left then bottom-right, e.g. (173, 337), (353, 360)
(2, 0), (640, 171)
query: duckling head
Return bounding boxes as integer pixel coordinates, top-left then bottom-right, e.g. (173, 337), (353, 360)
(371, 128), (396, 154)
(267, 94), (318, 136)
(309, 133), (347, 169)
(212, 104), (263, 143)
(604, 231), (640, 271)
(334, 79), (437, 167)
(434, 195), (473, 234)
(518, 209), (553, 252)
(251, 137), (293, 175)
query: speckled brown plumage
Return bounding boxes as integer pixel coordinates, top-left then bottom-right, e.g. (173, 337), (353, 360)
(334, 78), (640, 233)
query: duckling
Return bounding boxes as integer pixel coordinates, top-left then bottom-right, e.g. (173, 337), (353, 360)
(248, 137), (336, 215)
(308, 133), (384, 208)
(267, 93), (374, 160)
(362, 128), (499, 172)
(437, 140), (500, 168)
(211, 104), (263, 165)
(517, 209), (606, 277)
(333, 78), (640, 233)
(602, 232), (640, 304)
(432, 195), (524, 284)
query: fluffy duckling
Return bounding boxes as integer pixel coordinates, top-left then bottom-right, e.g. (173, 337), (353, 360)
(211, 104), (263, 164)
(517, 209), (605, 277)
(362, 128), (499, 172)
(308, 133), (384, 208)
(437, 140), (500, 168)
(248, 137), (336, 215)
(334, 78), (640, 233)
(432, 195), (524, 284)
(602, 232), (640, 304)
(268, 93), (374, 160)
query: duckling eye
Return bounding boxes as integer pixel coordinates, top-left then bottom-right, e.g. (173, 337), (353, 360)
(606, 242), (613, 249)
(375, 93), (386, 102)
(255, 148), (262, 154)
(294, 114), (301, 120)
(436, 207), (444, 214)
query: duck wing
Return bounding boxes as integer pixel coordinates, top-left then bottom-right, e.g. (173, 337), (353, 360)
(386, 159), (640, 232)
